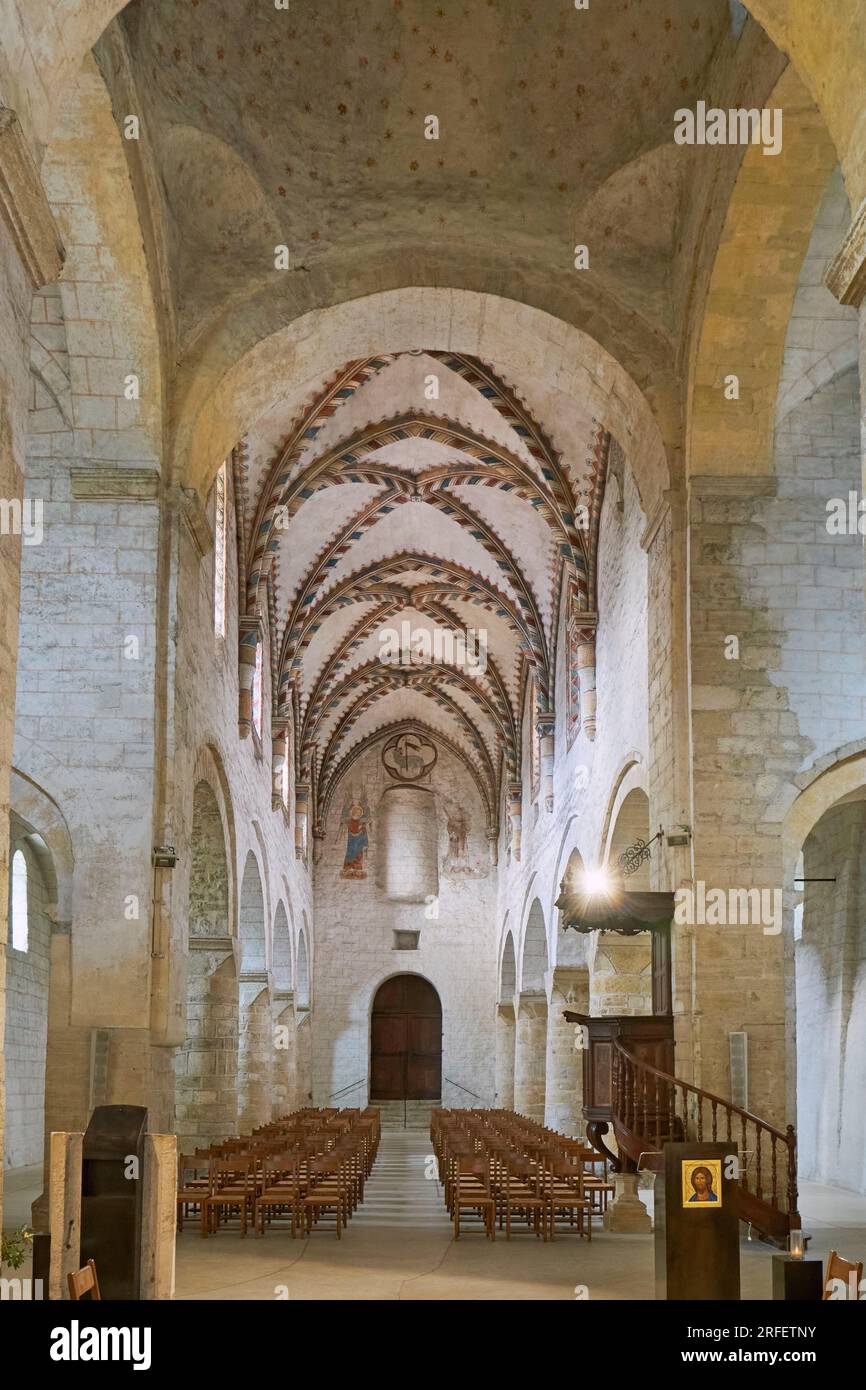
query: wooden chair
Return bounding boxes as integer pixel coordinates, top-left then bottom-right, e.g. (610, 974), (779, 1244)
(453, 1155), (495, 1239)
(302, 1153), (349, 1237)
(499, 1159), (547, 1240)
(177, 1154), (211, 1232)
(202, 1157), (256, 1238)
(824, 1249), (864, 1300)
(543, 1156), (592, 1240)
(254, 1154), (304, 1237)
(67, 1259), (101, 1301)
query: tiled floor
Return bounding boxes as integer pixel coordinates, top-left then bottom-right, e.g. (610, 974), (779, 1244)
(6, 1135), (866, 1300)
(172, 1131), (866, 1301)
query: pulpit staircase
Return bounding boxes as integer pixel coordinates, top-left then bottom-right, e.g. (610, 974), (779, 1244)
(608, 1042), (799, 1246)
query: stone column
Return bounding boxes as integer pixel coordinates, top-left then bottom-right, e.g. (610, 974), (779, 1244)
(272, 990), (296, 1116)
(494, 1002), (515, 1108)
(296, 1012), (313, 1105)
(604, 1171), (653, 1233)
(238, 980), (274, 1133)
(141, 1133), (177, 1300)
(573, 614), (598, 741)
(536, 712), (556, 812)
(271, 719), (290, 811)
(237, 614), (262, 737)
(507, 782), (522, 863)
(47, 1131), (83, 1300)
(513, 993), (547, 1120)
(544, 967), (589, 1136)
(295, 782), (310, 860)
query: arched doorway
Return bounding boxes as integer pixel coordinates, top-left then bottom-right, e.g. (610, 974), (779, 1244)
(370, 976), (442, 1101)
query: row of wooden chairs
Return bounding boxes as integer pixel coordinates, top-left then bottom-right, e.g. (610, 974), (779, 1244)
(177, 1107), (381, 1239)
(432, 1108), (615, 1240)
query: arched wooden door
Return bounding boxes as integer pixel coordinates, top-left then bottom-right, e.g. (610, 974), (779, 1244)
(370, 975), (442, 1100)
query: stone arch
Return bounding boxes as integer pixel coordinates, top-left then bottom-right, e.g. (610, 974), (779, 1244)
(520, 898), (549, 994)
(549, 818), (590, 969)
(187, 781), (230, 940)
(296, 922), (311, 1012)
(295, 920), (312, 1104)
(598, 755), (647, 873)
(237, 850), (271, 1132)
(178, 290), (670, 520)
(272, 901), (292, 992)
(189, 745), (238, 939)
(270, 900), (296, 1116)
(6, 771), (84, 1228)
(606, 786), (653, 890)
(238, 850), (267, 976)
(688, 67), (839, 482)
(739, 2), (866, 204)
(792, 786), (866, 1194)
(592, 787), (654, 1021)
(515, 897), (549, 1122)
(498, 930), (517, 1005)
(775, 168), (858, 427)
(4, 806), (54, 1173)
(174, 775), (239, 1150)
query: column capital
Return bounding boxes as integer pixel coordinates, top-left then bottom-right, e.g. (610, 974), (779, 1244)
(825, 193), (866, 307)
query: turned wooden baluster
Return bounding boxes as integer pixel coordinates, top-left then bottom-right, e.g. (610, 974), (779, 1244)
(785, 1125), (798, 1216)
(756, 1126), (763, 1202)
(740, 1115), (748, 1191)
(667, 1076), (676, 1141)
(711, 1099), (718, 1142)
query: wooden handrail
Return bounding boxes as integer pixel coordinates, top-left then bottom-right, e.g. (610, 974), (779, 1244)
(611, 1041), (799, 1241)
(613, 1042), (791, 1146)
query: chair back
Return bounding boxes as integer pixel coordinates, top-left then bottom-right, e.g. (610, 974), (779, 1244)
(67, 1258), (101, 1301)
(824, 1249), (864, 1300)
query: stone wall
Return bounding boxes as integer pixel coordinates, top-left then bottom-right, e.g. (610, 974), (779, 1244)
(2, 839), (49, 1167)
(797, 800), (866, 1194)
(312, 736), (496, 1109)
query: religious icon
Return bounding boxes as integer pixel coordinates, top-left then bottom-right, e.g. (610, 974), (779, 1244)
(681, 1159), (722, 1208)
(339, 790), (371, 880)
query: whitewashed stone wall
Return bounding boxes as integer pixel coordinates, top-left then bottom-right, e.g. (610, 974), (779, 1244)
(796, 800), (866, 1194)
(2, 839), (49, 1167)
(312, 737), (496, 1109)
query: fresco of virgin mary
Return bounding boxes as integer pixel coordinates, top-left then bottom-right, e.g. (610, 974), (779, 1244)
(340, 791), (371, 880)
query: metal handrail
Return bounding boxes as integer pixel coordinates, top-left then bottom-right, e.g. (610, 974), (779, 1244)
(443, 1076), (488, 1104)
(328, 1076), (367, 1101)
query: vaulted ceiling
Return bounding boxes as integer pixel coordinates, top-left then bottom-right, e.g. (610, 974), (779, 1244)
(95, 0), (775, 831)
(113, 0), (732, 353)
(234, 348), (611, 831)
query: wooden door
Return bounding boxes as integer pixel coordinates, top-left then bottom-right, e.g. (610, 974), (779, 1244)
(370, 975), (442, 1100)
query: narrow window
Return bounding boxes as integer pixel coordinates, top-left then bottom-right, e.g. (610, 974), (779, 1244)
(11, 849), (28, 952)
(252, 639), (263, 737)
(213, 461), (227, 637)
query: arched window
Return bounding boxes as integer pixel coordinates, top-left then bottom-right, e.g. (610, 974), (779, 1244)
(213, 461), (227, 637)
(11, 849), (28, 952)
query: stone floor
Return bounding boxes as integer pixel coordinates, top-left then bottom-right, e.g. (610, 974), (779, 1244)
(5, 1134), (866, 1299)
(172, 1131), (866, 1301)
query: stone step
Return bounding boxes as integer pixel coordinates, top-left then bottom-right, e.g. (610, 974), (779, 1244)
(369, 1099), (440, 1130)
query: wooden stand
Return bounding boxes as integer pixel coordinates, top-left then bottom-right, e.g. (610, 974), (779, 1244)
(772, 1255), (823, 1301)
(655, 1141), (741, 1300)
